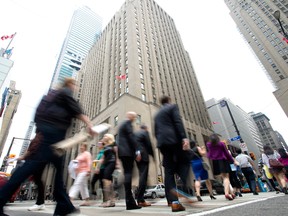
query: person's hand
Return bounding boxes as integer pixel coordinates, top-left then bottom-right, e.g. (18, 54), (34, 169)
(87, 126), (98, 136)
(234, 160), (239, 166)
(135, 154), (141, 162)
(95, 169), (100, 174)
(182, 138), (190, 151)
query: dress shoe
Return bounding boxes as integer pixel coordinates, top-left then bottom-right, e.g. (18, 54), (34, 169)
(253, 192), (259, 195)
(137, 201), (151, 207)
(210, 195), (217, 200)
(126, 205), (142, 210)
(196, 196), (203, 201)
(225, 194), (233, 201)
(171, 203), (185, 212)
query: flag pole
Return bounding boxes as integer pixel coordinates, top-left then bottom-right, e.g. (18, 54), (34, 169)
(3, 32), (17, 56)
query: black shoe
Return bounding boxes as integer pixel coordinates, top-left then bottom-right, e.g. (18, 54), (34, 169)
(126, 205), (141, 210)
(253, 192), (259, 195)
(53, 207), (80, 216)
(239, 193), (243, 197)
(210, 195), (216, 200)
(196, 196), (202, 201)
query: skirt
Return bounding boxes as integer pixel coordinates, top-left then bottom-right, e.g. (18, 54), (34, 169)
(212, 159), (231, 176)
(191, 158), (208, 180)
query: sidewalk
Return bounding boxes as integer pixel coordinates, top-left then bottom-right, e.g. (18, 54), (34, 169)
(4, 192), (283, 216)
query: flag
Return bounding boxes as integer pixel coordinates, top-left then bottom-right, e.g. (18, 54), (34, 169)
(4, 48), (13, 55)
(212, 121), (220, 124)
(283, 37), (288, 44)
(1, 34), (15, 40)
(116, 74), (126, 80)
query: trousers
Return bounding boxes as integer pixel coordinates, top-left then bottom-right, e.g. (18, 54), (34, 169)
(69, 172), (89, 199)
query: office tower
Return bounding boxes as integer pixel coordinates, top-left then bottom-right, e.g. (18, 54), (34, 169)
(224, 0), (288, 117)
(275, 131), (288, 151)
(63, 0), (213, 188)
(206, 98), (262, 159)
(18, 121), (35, 157)
(0, 52), (14, 90)
(0, 81), (21, 166)
(251, 112), (286, 150)
(50, 6), (102, 88)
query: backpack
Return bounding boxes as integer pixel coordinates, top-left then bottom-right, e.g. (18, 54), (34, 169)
(34, 89), (60, 124)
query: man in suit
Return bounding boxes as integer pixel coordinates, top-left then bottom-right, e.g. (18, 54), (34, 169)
(117, 111), (142, 210)
(154, 95), (190, 212)
(135, 124), (154, 207)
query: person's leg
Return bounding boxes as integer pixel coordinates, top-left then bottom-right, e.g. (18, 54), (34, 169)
(77, 172), (90, 205)
(52, 155), (76, 215)
(246, 168), (257, 194)
(242, 168), (252, 192)
(0, 161), (45, 214)
(91, 173), (99, 195)
(221, 173), (231, 196)
(120, 156), (140, 209)
(136, 161), (149, 204)
(34, 164), (46, 206)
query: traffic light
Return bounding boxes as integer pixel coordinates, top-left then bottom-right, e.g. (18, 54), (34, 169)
(249, 152), (256, 161)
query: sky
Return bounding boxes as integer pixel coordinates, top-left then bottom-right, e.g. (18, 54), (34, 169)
(1, 0), (287, 163)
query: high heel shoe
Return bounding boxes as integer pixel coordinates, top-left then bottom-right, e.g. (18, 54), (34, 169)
(225, 194), (233, 201)
(196, 196), (203, 201)
(231, 194), (236, 199)
(210, 195), (216, 200)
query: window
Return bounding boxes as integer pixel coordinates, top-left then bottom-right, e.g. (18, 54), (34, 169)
(114, 116), (119, 126)
(141, 94), (146, 101)
(141, 83), (144, 89)
(136, 115), (141, 124)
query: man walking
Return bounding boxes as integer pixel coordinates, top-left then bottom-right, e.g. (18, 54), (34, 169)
(154, 96), (190, 212)
(117, 112), (142, 210)
(135, 124), (154, 207)
(235, 148), (258, 195)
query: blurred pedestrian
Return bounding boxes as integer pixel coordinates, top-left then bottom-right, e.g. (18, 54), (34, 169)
(154, 95), (190, 212)
(262, 145), (287, 194)
(117, 112), (142, 210)
(206, 134), (237, 200)
(229, 151), (242, 197)
(135, 124), (154, 207)
(69, 143), (92, 206)
(189, 141), (216, 201)
(0, 77), (95, 216)
(278, 148), (288, 180)
(91, 141), (105, 197)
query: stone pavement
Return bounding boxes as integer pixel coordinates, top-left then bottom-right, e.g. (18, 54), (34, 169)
(3, 192), (284, 216)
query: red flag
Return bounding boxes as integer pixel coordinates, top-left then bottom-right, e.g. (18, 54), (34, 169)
(116, 75), (126, 80)
(1, 34), (14, 40)
(283, 37), (288, 44)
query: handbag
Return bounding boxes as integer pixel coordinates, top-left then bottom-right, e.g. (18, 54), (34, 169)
(265, 153), (284, 169)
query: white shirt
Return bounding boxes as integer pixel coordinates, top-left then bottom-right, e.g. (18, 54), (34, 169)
(262, 151), (280, 168)
(235, 153), (252, 168)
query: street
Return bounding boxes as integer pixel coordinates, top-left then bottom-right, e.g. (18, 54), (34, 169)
(3, 192), (287, 216)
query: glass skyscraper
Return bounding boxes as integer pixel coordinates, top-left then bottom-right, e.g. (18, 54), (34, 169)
(50, 6), (102, 88)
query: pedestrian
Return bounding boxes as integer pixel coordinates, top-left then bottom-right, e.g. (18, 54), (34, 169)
(262, 145), (287, 194)
(154, 95), (190, 212)
(69, 142), (92, 206)
(135, 124), (154, 207)
(96, 134), (117, 207)
(16, 132), (46, 211)
(235, 149), (258, 195)
(117, 111), (142, 210)
(0, 77), (95, 216)
(91, 141), (105, 197)
(277, 148), (288, 180)
(206, 134), (237, 200)
(229, 151), (243, 197)
(188, 140), (216, 201)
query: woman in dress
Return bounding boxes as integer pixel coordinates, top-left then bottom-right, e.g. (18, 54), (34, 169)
(206, 134), (238, 200)
(278, 148), (288, 180)
(189, 141), (216, 201)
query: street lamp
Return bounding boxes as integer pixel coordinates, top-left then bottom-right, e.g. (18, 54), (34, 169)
(273, 10), (288, 40)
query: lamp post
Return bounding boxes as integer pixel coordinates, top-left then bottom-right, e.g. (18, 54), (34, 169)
(273, 10), (288, 40)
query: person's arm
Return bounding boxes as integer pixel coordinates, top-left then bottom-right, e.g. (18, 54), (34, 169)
(222, 143), (234, 162)
(126, 122), (141, 161)
(197, 146), (206, 157)
(77, 114), (95, 136)
(171, 105), (187, 140)
(247, 155), (257, 171)
(146, 132), (154, 158)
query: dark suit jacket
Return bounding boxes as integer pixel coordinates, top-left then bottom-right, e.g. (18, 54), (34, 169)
(117, 119), (139, 158)
(154, 103), (187, 148)
(135, 130), (154, 162)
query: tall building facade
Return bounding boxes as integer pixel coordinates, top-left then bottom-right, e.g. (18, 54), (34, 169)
(63, 0), (213, 188)
(275, 131), (288, 151)
(206, 98), (262, 159)
(251, 112), (286, 150)
(50, 6), (102, 88)
(224, 0), (288, 117)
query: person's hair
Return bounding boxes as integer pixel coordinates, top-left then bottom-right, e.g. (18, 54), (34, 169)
(209, 134), (220, 145)
(278, 148), (288, 158)
(62, 77), (76, 88)
(140, 124), (147, 130)
(81, 142), (88, 150)
(104, 133), (115, 145)
(236, 148), (242, 154)
(263, 145), (274, 155)
(160, 95), (171, 105)
(190, 140), (196, 148)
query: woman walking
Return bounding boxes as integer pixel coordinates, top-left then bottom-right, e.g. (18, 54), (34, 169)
(96, 134), (117, 207)
(189, 141), (216, 201)
(262, 145), (287, 194)
(69, 143), (92, 206)
(206, 134), (238, 200)
(278, 148), (288, 181)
